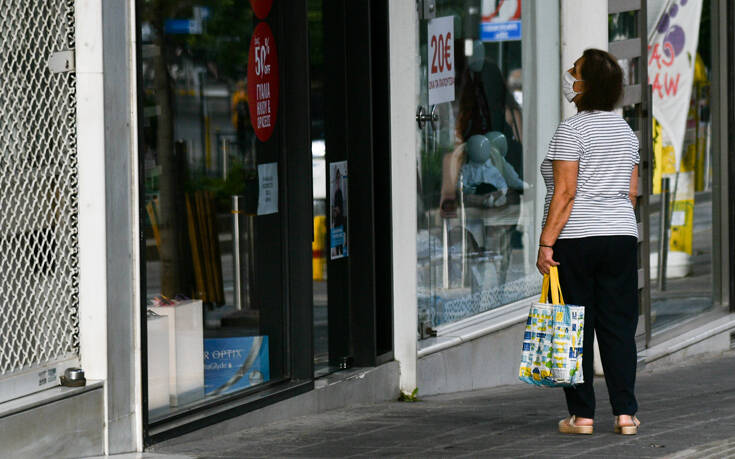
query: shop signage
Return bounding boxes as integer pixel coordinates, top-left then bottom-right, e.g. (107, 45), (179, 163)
(249, 0), (273, 20)
(480, 0), (521, 42)
(163, 7), (209, 35)
(427, 15), (455, 106)
(248, 22), (279, 142)
(164, 18), (202, 35)
(648, 0), (702, 167)
(480, 20), (521, 42)
(204, 336), (270, 395)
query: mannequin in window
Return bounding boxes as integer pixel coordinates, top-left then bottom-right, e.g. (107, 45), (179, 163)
(440, 40), (526, 217)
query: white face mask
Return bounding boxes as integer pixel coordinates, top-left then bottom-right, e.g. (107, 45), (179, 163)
(562, 71), (582, 103)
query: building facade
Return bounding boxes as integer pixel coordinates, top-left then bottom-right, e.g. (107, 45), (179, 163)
(0, 0), (733, 456)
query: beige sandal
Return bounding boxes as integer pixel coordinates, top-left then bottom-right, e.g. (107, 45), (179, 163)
(558, 415), (594, 435)
(614, 416), (641, 435)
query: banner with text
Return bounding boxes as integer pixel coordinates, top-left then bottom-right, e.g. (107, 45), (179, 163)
(647, 0), (702, 168)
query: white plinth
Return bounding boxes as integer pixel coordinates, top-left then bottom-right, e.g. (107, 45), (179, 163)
(149, 299), (204, 406)
(650, 251), (692, 279)
(146, 314), (170, 413)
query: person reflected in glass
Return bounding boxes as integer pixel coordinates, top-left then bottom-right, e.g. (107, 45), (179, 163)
(231, 79), (250, 157)
(332, 169), (345, 256)
(440, 40), (526, 217)
(537, 49), (641, 436)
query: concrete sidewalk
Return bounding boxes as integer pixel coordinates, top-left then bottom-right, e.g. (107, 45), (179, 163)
(151, 352), (735, 458)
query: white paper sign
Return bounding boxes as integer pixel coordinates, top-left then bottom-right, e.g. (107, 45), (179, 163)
(257, 162), (278, 215)
(427, 16), (455, 106)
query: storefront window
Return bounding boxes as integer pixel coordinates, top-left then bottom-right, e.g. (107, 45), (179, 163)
(417, 0), (537, 335)
(139, 1), (286, 421)
(308, 0), (330, 377)
(649, 0), (714, 330)
(610, 1), (715, 332)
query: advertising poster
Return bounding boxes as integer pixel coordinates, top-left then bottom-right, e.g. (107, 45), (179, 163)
(480, 0), (522, 42)
(257, 162), (278, 215)
(204, 336), (269, 396)
(247, 21), (279, 142)
(427, 15), (455, 106)
(648, 0), (703, 268)
(648, 0), (702, 168)
(329, 161), (348, 259)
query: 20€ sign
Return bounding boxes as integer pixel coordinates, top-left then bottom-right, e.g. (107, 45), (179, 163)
(427, 16), (455, 106)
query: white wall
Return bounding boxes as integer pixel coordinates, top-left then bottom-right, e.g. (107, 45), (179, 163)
(76, 0), (143, 452)
(75, 0), (108, 403)
(524, 0), (562, 254)
(388, 0), (418, 395)
(560, 0), (609, 120)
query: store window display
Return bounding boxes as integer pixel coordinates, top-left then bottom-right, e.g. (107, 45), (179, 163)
(417, 2), (537, 334)
(139, 1), (285, 421)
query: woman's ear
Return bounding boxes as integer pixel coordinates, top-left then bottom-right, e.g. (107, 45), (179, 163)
(574, 80), (585, 93)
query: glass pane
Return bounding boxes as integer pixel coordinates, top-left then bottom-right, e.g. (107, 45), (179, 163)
(609, 10), (639, 41)
(140, 1), (286, 421)
(418, 0), (537, 334)
(308, 0), (330, 377)
(647, 0), (713, 331)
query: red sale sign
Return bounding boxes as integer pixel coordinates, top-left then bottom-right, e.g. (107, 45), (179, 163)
(248, 22), (279, 142)
(427, 16), (455, 106)
(249, 0), (273, 20)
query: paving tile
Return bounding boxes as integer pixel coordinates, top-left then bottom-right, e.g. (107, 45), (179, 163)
(153, 353), (735, 459)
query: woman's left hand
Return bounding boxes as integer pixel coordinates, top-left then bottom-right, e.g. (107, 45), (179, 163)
(536, 247), (559, 275)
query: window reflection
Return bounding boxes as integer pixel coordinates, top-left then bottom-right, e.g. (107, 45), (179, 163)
(140, 2), (282, 421)
(418, 2), (537, 335)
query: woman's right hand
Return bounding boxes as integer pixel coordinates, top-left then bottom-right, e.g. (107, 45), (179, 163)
(536, 246), (560, 275)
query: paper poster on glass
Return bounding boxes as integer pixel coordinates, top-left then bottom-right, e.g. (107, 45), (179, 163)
(329, 161), (348, 259)
(427, 15), (455, 106)
(480, 0), (522, 42)
(203, 336), (269, 396)
(257, 162), (278, 215)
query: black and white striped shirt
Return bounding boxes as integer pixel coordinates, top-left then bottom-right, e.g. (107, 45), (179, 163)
(541, 110), (639, 239)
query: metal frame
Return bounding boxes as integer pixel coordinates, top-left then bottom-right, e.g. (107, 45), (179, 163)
(608, 0), (652, 346)
(711, 0), (731, 310)
(323, 0), (394, 368)
(727, 0), (735, 312)
(370, 0), (395, 360)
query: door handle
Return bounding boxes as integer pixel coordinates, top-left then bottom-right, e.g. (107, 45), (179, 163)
(416, 105), (439, 130)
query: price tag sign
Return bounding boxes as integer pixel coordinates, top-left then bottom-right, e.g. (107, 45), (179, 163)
(248, 22), (279, 142)
(427, 16), (455, 106)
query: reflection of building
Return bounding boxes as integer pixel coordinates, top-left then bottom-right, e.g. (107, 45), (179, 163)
(2, 1), (733, 456)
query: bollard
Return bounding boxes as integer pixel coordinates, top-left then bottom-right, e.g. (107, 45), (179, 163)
(312, 215), (327, 281)
(232, 195), (242, 311)
(222, 138), (229, 180)
(658, 177), (670, 291)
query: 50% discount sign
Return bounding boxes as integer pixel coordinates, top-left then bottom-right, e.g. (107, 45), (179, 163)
(248, 22), (279, 142)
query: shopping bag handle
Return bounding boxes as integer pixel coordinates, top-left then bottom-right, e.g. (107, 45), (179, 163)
(539, 266), (565, 305)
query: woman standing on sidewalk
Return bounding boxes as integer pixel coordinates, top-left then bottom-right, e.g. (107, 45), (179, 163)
(536, 48), (641, 435)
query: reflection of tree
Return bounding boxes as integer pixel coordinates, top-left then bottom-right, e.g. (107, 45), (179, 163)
(185, 2), (253, 80)
(145, 0), (195, 296)
(143, 1), (256, 297)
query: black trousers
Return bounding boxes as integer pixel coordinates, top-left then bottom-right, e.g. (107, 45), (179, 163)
(553, 236), (639, 418)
